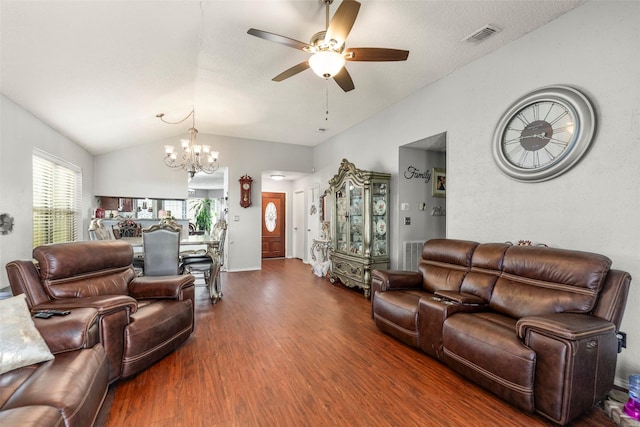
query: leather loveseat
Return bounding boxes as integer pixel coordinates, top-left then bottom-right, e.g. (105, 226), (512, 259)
(0, 307), (109, 427)
(371, 239), (631, 425)
(6, 240), (195, 382)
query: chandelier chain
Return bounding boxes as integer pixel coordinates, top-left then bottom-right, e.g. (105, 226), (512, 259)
(156, 108), (194, 125)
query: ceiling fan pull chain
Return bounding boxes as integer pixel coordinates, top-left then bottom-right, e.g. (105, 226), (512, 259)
(325, 81), (330, 122)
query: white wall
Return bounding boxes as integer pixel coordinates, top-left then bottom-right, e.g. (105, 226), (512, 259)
(0, 95), (94, 286)
(307, 1), (640, 386)
(0, 103), (312, 278)
(1, 0), (637, 386)
(398, 147), (446, 252)
(94, 134), (313, 271)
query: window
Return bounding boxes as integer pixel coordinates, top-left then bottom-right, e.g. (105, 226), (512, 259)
(32, 149), (82, 247)
(187, 197), (224, 224)
(161, 200), (186, 219)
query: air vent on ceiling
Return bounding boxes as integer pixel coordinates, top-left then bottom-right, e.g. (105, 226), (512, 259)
(462, 25), (502, 44)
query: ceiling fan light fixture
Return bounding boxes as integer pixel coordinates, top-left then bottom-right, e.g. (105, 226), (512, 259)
(309, 51), (345, 78)
(247, 0), (407, 92)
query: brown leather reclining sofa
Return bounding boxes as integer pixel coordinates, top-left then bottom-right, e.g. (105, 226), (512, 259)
(371, 239), (630, 425)
(6, 240), (195, 383)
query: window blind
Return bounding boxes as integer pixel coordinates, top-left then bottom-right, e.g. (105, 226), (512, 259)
(32, 150), (82, 247)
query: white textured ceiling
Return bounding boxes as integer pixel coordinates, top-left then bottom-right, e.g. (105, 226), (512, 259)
(1, 0), (583, 156)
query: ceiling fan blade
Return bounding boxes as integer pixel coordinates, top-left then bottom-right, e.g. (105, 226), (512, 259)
(333, 67), (355, 92)
(345, 48), (409, 62)
(247, 28), (310, 51)
(325, 0), (361, 47)
(272, 62), (310, 82)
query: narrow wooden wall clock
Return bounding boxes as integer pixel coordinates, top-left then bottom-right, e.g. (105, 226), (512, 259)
(239, 175), (253, 208)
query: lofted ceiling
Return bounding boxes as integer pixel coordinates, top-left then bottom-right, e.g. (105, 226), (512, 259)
(1, 0), (583, 157)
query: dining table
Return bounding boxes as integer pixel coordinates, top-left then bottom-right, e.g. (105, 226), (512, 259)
(121, 234), (222, 301)
(121, 234), (219, 251)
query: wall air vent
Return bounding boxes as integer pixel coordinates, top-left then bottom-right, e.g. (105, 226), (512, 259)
(462, 25), (502, 44)
(403, 241), (424, 271)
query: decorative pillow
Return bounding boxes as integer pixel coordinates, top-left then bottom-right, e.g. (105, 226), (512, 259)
(0, 294), (54, 375)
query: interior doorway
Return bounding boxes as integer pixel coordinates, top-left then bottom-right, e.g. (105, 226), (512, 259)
(292, 190), (305, 260)
(261, 192), (286, 258)
(398, 132), (447, 269)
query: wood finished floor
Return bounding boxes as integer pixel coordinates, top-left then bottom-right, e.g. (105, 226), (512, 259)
(105, 258), (614, 427)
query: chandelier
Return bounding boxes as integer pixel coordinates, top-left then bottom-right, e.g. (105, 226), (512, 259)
(156, 108), (219, 178)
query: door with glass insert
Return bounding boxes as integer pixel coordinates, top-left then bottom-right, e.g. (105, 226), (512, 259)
(262, 192), (285, 258)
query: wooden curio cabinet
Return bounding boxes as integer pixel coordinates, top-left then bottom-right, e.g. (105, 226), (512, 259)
(328, 159), (390, 298)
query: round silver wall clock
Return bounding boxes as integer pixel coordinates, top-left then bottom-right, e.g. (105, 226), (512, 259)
(492, 85), (596, 182)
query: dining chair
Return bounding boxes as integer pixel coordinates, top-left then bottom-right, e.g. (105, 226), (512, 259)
(88, 219), (100, 240)
(142, 223), (183, 276)
(113, 219), (142, 239)
(182, 219), (227, 303)
(89, 219), (113, 240)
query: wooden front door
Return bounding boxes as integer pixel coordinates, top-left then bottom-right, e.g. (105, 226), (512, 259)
(262, 192), (285, 258)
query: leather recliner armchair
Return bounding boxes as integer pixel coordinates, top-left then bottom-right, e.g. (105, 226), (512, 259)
(6, 240), (195, 382)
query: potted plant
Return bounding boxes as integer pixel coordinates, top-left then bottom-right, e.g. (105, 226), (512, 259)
(190, 198), (212, 233)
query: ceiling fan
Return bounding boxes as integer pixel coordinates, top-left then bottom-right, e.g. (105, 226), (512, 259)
(247, 0), (409, 92)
